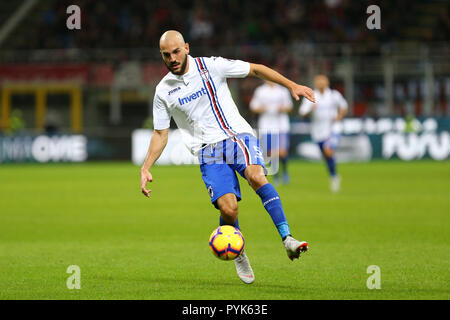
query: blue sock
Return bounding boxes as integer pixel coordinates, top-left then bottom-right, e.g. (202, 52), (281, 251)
(326, 156), (336, 177)
(219, 216), (240, 230)
(255, 183), (291, 239)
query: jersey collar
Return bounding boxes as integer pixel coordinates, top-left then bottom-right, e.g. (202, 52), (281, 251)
(168, 55), (195, 85)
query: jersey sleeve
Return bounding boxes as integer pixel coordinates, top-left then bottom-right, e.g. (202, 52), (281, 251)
(333, 90), (348, 110)
(152, 93), (171, 130)
(212, 56), (250, 78)
(299, 96), (314, 116)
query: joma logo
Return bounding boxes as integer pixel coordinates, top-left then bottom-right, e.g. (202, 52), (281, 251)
(168, 87), (181, 96)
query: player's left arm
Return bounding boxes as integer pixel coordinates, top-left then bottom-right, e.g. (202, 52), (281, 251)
(248, 64), (315, 103)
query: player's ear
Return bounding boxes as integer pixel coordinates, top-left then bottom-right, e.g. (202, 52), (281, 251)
(185, 43), (190, 54)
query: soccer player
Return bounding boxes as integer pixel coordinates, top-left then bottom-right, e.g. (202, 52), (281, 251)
(299, 75), (348, 192)
(250, 80), (293, 185)
(140, 30), (315, 284)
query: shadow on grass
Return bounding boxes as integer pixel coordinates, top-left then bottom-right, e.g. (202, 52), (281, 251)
(93, 274), (312, 295)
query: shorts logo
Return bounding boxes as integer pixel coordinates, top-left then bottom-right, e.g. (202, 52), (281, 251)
(208, 185), (214, 198)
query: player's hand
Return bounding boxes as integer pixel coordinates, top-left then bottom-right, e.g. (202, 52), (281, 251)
(140, 169), (153, 198)
(290, 84), (315, 103)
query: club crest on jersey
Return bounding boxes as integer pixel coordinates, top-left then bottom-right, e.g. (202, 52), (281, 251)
(200, 69), (211, 82)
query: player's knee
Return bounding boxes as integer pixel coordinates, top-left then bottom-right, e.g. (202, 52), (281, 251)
(324, 147), (334, 158)
(219, 202), (238, 221)
(247, 172), (267, 190)
(250, 173), (266, 185)
(279, 149), (288, 159)
(217, 194), (238, 219)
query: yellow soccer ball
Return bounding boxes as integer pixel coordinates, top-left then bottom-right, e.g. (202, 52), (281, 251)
(208, 225), (245, 260)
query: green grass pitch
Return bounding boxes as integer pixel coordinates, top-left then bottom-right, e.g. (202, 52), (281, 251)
(0, 160), (449, 300)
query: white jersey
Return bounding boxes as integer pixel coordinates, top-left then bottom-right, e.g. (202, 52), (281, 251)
(299, 88), (348, 142)
(153, 55), (255, 155)
(249, 83), (293, 134)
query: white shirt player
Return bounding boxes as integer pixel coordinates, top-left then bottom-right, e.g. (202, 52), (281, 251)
(299, 88), (348, 142)
(153, 55), (255, 155)
(249, 83), (293, 134)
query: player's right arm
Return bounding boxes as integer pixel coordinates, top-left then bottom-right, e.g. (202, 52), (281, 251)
(140, 128), (169, 198)
(141, 90), (171, 198)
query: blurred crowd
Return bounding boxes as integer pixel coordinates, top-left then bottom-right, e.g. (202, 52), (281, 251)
(2, 0), (449, 124)
(9, 0), (450, 52)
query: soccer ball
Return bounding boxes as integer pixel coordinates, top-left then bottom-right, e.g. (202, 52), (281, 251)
(208, 225), (244, 260)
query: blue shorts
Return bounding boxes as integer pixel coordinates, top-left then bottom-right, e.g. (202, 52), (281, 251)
(318, 133), (340, 152)
(260, 132), (290, 155)
(199, 133), (266, 209)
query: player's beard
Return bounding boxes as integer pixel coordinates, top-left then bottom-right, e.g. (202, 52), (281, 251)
(166, 53), (188, 75)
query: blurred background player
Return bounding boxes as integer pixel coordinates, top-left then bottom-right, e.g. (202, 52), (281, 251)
(249, 80), (293, 185)
(299, 75), (348, 192)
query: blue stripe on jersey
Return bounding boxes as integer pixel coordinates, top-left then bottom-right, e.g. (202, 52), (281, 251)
(198, 58), (234, 135)
(194, 58), (230, 137)
(200, 57), (236, 135)
(196, 57), (236, 136)
(233, 139), (238, 165)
